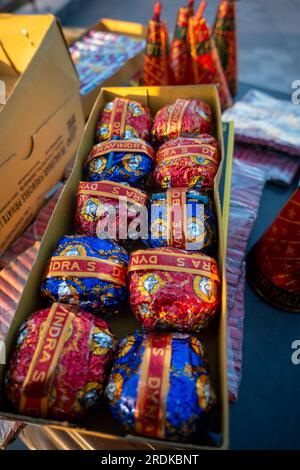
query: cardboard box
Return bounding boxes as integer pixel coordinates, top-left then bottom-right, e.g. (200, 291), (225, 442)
(0, 85), (231, 450)
(64, 19), (146, 119)
(0, 14), (85, 257)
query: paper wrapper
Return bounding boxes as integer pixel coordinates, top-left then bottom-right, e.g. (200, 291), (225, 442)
(105, 331), (216, 442)
(187, 17), (232, 110)
(213, 0), (237, 96)
(0, 243), (40, 449)
(95, 98), (151, 142)
(222, 89), (300, 156)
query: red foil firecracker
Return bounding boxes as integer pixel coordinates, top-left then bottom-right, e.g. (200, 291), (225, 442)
(213, 0), (237, 96)
(187, 16), (232, 110)
(170, 1), (194, 85)
(153, 135), (220, 190)
(95, 98), (151, 142)
(247, 184), (300, 312)
(152, 98), (212, 144)
(128, 247), (221, 331)
(143, 2), (172, 86)
(5, 303), (116, 420)
(75, 180), (147, 246)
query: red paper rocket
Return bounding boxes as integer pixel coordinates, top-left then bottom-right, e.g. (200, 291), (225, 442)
(143, 2), (172, 86)
(187, 10), (232, 109)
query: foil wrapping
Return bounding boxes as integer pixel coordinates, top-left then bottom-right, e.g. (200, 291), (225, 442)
(144, 189), (217, 254)
(105, 330), (216, 442)
(128, 247), (220, 331)
(152, 98), (212, 144)
(95, 98), (151, 142)
(75, 181), (147, 248)
(83, 138), (154, 188)
(153, 135), (219, 190)
(6, 303), (116, 421)
(41, 235), (129, 315)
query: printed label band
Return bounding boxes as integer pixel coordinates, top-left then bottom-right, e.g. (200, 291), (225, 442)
(46, 256), (127, 286)
(129, 249), (220, 281)
(157, 144), (218, 165)
(166, 99), (189, 136)
(85, 140), (155, 166)
(167, 188), (187, 249)
(20, 303), (76, 416)
(109, 98), (129, 139)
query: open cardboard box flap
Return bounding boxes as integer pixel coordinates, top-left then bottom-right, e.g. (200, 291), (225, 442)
(0, 14), (84, 256)
(0, 85), (230, 450)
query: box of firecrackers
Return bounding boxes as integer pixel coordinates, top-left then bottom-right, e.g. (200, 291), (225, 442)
(1, 84), (228, 449)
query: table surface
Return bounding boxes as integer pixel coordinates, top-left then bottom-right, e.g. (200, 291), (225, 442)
(230, 83), (300, 450)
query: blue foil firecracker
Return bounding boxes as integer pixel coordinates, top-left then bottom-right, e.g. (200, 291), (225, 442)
(6, 303), (116, 421)
(144, 188), (217, 254)
(84, 138), (155, 188)
(105, 331), (216, 442)
(41, 235), (129, 315)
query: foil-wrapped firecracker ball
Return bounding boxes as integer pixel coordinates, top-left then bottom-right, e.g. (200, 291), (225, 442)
(105, 330), (216, 442)
(152, 98), (212, 144)
(145, 188), (217, 254)
(41, 235), (128, 315)
(6, 303), (116, 421)
(83, 138), (155, 188)
(128, 248), (220, 331)
(95, 98), (151, 142)
(75, 181), (147, 248)
(153, 135), (220, 190)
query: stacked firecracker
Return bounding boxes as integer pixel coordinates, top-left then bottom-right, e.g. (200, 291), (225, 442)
(144, 0), (237, 109)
